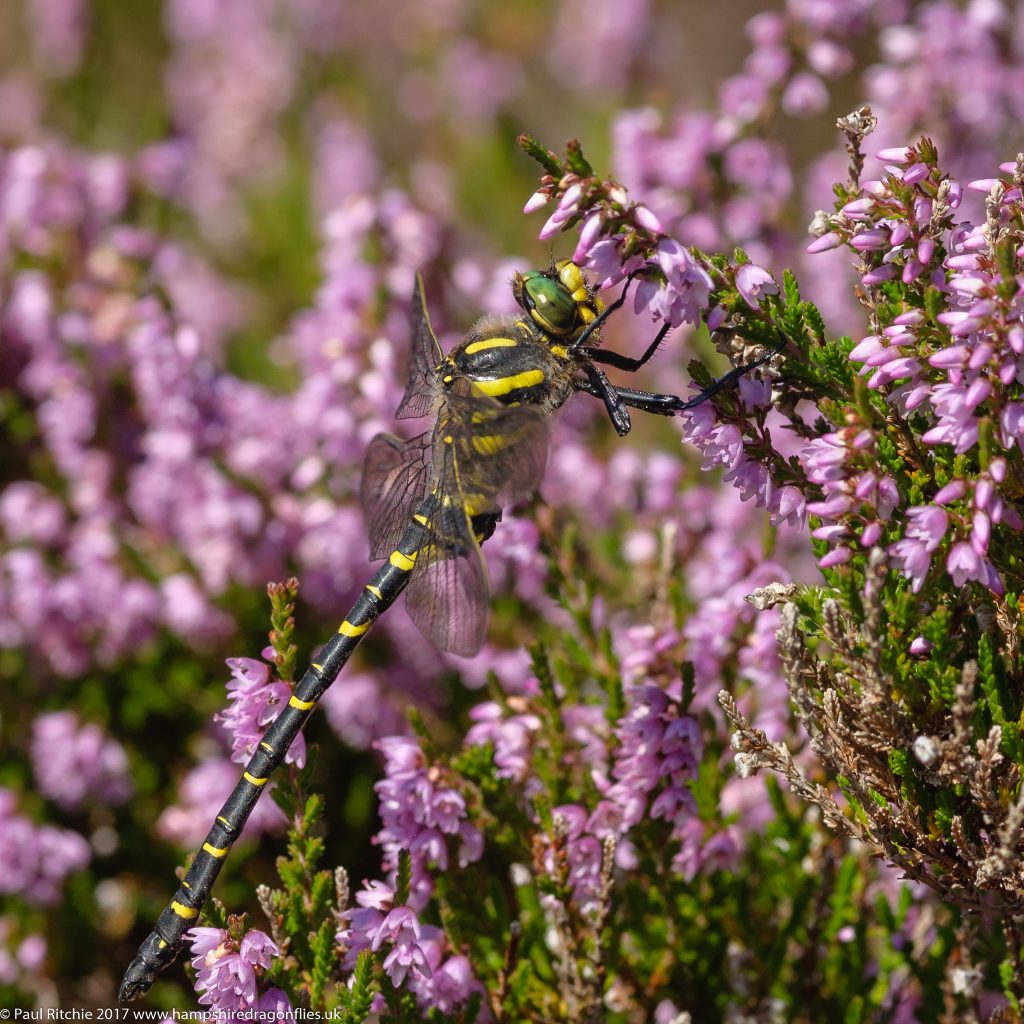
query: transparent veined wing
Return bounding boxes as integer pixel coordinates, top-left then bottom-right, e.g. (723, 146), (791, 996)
(395, 274), (444, 421)
(404, 503), (490, 656)
(404, 387), (550, 656)
(443, 380), (551, 514)
(360, 431), (435, 559)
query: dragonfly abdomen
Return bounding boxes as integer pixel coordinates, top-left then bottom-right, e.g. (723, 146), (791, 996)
(118, 496), (438, 1001)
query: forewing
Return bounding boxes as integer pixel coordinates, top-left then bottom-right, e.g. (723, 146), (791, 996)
(361, 431), (434, 559)
(444, 383), (550, 513)
(404, 436), (490, 656)
(402, 393), (548, 657)
(395, 274), (444, 420)
(405, 533), (489, 657)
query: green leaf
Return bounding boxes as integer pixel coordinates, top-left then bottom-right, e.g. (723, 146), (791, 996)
(309, 917), (336, 1009)
(564, 138), (594, 178)
(782, 268), (800, 308)
(343, 950), (376, 1024)
(801, 301), (826, 341)
(516, 134), (563, 178)
(395, 848), (413, 907)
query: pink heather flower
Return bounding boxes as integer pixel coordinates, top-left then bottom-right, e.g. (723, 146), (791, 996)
(538, 182), (582, 239)
(633, 204), (663, 234)
(186, 927), (279, 1013)
(522, 190), (550, 213)
(735, 264), (778, 309)
(339, 881), (432, 988)
(781, 72), (828, 115)
(466, 702), (541, 781)
(589, 683), (700, 848)
(644, 238), (712, 327)
(946, 541), (1001, 593)
(888, 506), (949, 593)
(581, 238), (637, 288)
(217, 656), (306, 769)
(806, 231), (841, 253)
(572, 212), (604, 263)
(933, 481), (967, 505)
(374, 737), (483, 877)
(819, 547), (852, 568)
(413, 948), (480, 1014)
(257, 989), (293, 1019)
(0, 789), (90, 905)
(31, 711), (132, 811)
(850, 228), (889, 251)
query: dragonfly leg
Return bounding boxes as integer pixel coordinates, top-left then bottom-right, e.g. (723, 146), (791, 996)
(578, 321), (672, 373)
(569, 275), (638, 350)
(578, 363), (632, 436)
(675, 334), (787, 410)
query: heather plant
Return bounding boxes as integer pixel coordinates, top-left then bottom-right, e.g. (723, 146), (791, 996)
(170, 129), (1022, 1022)
(2, 1), (1024, 1022)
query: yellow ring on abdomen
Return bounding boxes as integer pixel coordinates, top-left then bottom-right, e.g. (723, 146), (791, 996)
(389, 550), (417, 571)
(338, 619), (370, 636)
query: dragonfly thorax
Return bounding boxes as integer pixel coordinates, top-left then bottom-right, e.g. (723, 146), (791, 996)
(443, 314), (577, 415)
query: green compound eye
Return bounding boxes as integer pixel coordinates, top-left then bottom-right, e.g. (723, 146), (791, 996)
(522, 273), (578, 335)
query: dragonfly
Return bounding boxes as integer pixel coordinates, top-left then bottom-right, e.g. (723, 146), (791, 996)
(119, 258), (782, 1000)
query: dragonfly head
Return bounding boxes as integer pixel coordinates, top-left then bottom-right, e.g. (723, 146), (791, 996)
(512, 259), (603, 341)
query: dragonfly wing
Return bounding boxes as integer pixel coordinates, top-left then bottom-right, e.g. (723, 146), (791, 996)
(402, 392), (549, 657)
(445, 382), (551, 513)
(404, 432), (491, 656)
(361, 431), (435, 559)
(396, 273), (444, 421)
(405, 529), (489, 657)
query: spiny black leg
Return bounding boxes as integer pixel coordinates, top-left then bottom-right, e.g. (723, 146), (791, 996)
(580, 321), (672, 373)
(676, 335), (787, 410)
(570, 275), (637, 351)
(579, 363), (632, 436)
(574, 376), (685, 421)
(596, 383), (686, 417)
(575, 333), (786, 421)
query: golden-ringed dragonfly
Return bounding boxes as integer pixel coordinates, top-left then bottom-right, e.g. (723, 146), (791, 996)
(118, 258), (781, 1001)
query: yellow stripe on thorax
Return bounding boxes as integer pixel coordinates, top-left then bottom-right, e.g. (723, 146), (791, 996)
(464, 336), (518, 355)
(472, 369), (545, 397)
(472, 434), (511, 456)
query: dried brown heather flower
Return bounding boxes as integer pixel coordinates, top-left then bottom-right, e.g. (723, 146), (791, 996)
(721, 553), (1024, 922)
